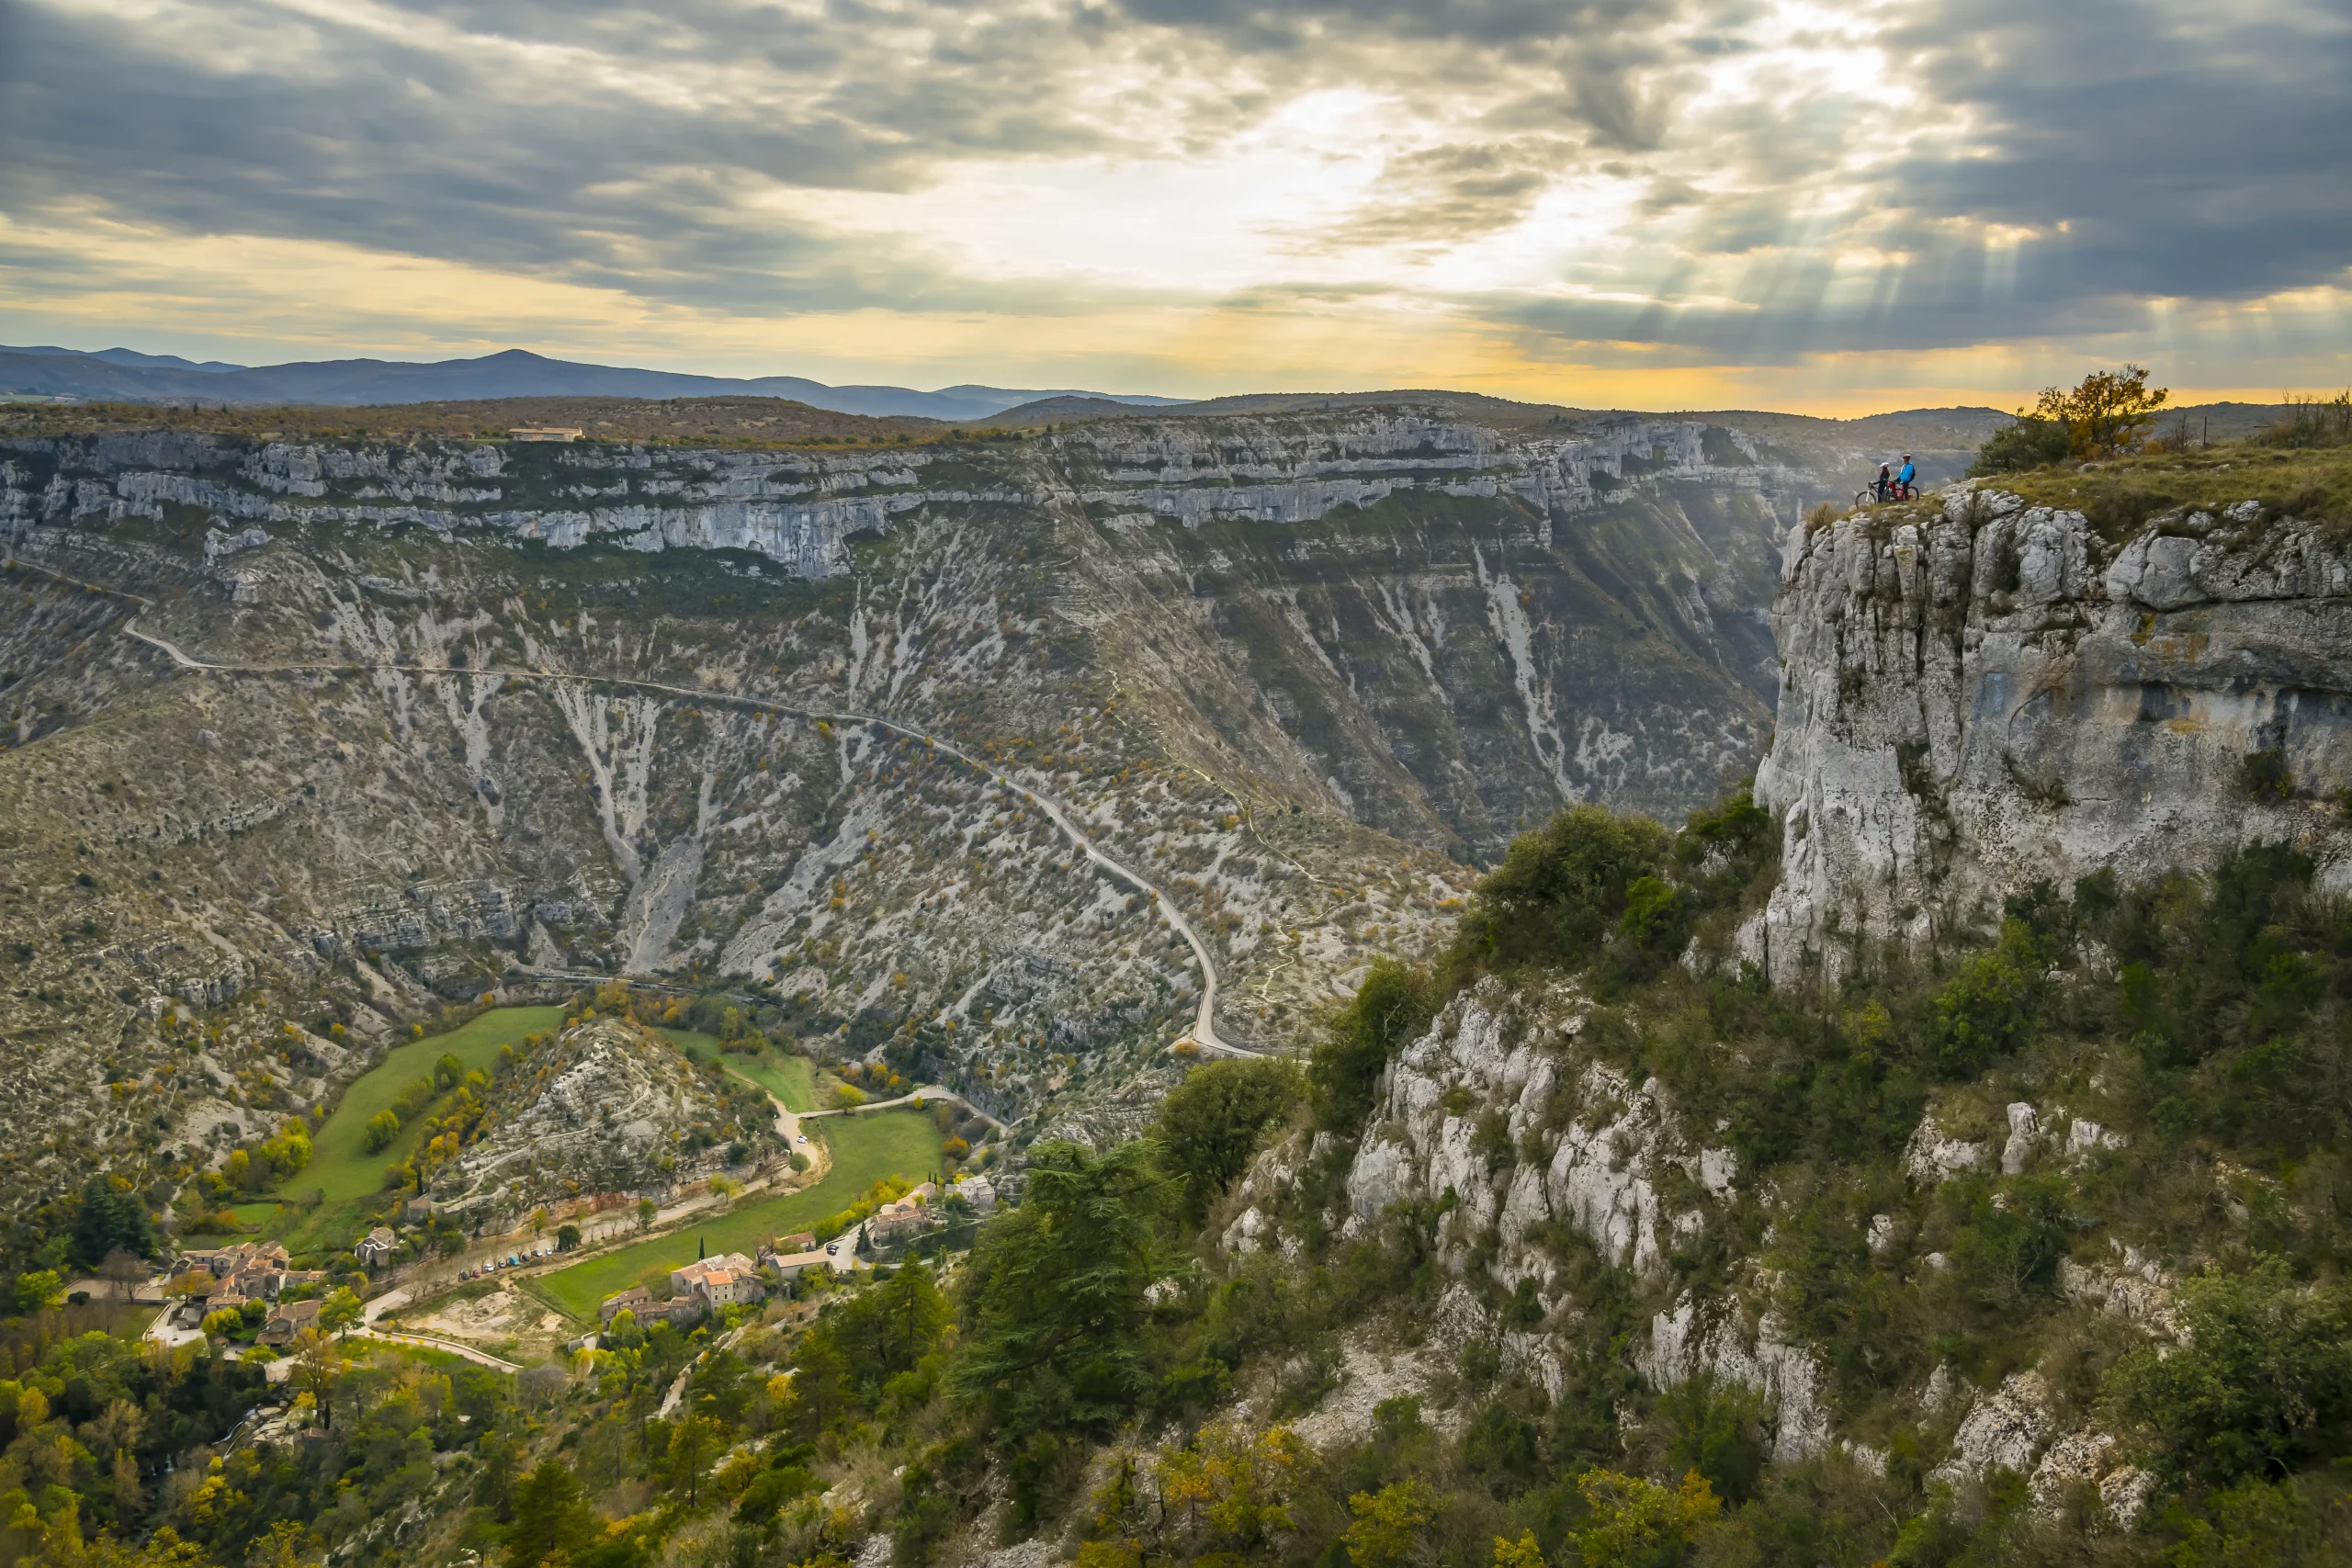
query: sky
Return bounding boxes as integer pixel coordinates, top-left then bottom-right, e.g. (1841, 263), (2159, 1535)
(0, 0), (2347, 413)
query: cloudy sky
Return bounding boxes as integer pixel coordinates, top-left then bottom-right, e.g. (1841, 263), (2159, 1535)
(1, 0), (2346, 411)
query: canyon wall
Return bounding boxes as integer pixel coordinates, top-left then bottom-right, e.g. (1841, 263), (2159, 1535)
(1747, 486), (2352, 983)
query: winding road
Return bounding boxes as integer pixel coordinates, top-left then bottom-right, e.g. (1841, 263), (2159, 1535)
(118, 620), (1255, 1057)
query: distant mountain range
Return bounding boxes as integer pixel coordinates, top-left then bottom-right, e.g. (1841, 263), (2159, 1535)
(0, 344), (1187, 422)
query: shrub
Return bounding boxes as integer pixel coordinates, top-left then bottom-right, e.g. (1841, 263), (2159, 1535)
(1928, 919), (2039, 1077)
(1156, 1057), (1304, 1224)
(2102, 1258), (2352, 1487)
(1970, 416), (2073, 475)
(1449, 806), (1670, 979)
(1312, 958), (1435, 1132)
(362, 1110), (402, 1154)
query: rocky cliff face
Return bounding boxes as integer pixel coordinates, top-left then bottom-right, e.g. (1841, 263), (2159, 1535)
(1747, 487), (2352, 983)
(435, 1018), (763, 1218)
(0, 402), (1948, 1208)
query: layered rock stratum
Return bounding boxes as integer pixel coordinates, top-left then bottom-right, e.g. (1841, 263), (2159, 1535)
(1747, 486), (2352, 982)
(0, 401), (1972, 1209)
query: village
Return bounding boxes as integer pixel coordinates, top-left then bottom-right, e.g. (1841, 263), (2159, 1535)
(138, 1172), (1000, 1371)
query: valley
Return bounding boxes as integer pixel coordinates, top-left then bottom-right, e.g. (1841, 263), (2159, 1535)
(0, 397), (1986, 1213)
(7, 415), (2352, 1568)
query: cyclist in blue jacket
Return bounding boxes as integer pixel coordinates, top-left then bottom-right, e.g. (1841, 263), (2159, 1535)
(1895, 455), (1917, 497)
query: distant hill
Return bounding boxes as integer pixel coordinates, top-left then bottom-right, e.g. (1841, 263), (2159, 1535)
(0, 344), (1184, 421)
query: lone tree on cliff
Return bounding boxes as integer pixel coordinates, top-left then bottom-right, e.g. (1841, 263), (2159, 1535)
(1973, 364), (2172, 473)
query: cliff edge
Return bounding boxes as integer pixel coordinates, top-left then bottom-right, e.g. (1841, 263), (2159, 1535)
(1747, 484), (2352, 983)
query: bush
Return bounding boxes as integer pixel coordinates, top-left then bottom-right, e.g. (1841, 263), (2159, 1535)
(1970, 415), (2073, 475)
(2103, 1258), (2352, 1487)
(1156, 1057), (1304, 1224)
(1311, 958), (1435, 1132)
(362, 1110), (402, 1154)
(1447, 805), (1669, 979)
(1927, 919), (2039, 1077)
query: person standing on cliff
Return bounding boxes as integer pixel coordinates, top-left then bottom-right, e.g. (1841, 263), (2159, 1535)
(1895, 455), (1917, 498)
(1874, 463), (1893, 502)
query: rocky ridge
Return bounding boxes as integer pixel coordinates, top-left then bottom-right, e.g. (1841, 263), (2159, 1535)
(1746, 485), (2352, 982)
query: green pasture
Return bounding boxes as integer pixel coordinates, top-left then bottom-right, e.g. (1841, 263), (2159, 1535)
(293, 1006), (568, 1202)
(655, 1030), (820, 1112)
(532, 1108), (944, 1321)
(255, 1006), (566, 1252)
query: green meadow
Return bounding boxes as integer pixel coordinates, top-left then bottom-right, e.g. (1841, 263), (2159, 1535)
(254, 1005), (566, 1252)
(655, 1030), (820, 1112)
(531, 1108), (944, 1321)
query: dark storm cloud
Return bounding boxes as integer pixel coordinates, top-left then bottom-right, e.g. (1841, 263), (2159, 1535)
(0, 0), (2345, 355)
(0, 0), (1128, 312)
(1882, 0), (2352, 310)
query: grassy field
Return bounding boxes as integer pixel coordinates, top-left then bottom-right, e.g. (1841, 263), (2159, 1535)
(655, 1030), (819, 1112)
(288, 1006), (568, 1203)
(532, 1108), (944, 1321)
(248, 1006), (566, 1253)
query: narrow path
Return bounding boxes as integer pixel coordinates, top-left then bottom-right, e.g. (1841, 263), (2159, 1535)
(353, 1325), (522, 1372)
(118, 621), (1258, 1055)
(798, 1084), (1010, 1131)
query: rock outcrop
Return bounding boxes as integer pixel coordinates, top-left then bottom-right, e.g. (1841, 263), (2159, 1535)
(435, 1018), (756, 1218)
(1317, 981), (1832, 1460)
(1748, 488), (2352, 982)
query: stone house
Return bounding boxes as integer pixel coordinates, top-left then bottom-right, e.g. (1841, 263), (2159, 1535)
(598, 1286), (652, 1327)
(356, 1227), (398, 1268)
(257, 1297), (321, 1346)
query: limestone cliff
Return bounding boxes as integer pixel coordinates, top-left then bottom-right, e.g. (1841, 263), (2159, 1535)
(0, 401), (1952, 1205)
(1747, 487), (2352, 982)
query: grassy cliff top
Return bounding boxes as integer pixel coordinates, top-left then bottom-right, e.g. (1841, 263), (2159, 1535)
(1825, 440), (2352, 544)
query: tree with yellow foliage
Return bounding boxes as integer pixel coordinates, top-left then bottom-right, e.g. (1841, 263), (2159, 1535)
(1569, 1469), (1723, 1568)
(1342, 1480), (1437, 1568)
(2033, 364), (2170, 458)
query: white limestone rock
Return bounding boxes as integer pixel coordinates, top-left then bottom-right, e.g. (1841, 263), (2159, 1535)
(1750, 495), (2352, 983)
(2001, 1101), (2041, 1175)
(1933, 1371), (2050, 1483)
(1905, 1114), (1989, 1184)
(1642, 1294), (1832, 1462)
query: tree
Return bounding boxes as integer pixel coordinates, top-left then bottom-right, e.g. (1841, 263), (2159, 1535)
(1494, 1533), (1544, 1568)
(557, 1224), (582, 1252)
(1970, 415), (2074, 475)
(507, 1461), (601, 1568)
(957, 1139), (1170, 1443)
(244, 1520), (319, 1568)
(2103, 1258), (2352, 1487)
(362, 1111), (401, 1155)
(1570, 1470), (1721, 1568)
(99, 1248), (148, 1302)
(14, 1268), (64, 1314)
(664, 1412), (726, 1508)
(813, 1260), (946, 1392)
(434, 1052), (465, 1089)
(288, 1328), (346, 1428)
(530, 1206), (550, 1239)
(1155, 1057), (1304, 1224)
(318, 1288), (363, 1337)
(2032, 364), (2169, 458)
(638, 1197), (659, 1234)
(1342, 1480), (1436, 1568)
(1448, 805), (1670, 979)
(1312, 959), (1435, 1132)
(73, 1176), (155, 1266)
